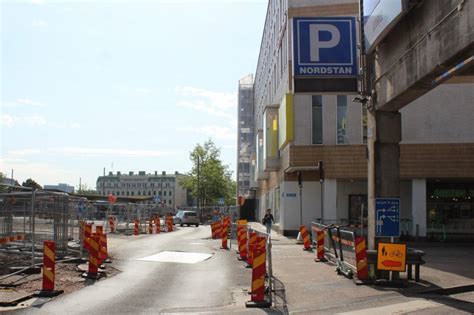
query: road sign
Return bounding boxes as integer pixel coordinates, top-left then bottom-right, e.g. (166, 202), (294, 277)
(218, 197), (224, 206)
(377, 242), (406, 272)
(375, 198), (400, 237)
(293, 17), (357, 77)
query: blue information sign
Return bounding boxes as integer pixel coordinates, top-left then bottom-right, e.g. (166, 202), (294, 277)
(375, 198), (400, 237)
(293, 17), (357, 77)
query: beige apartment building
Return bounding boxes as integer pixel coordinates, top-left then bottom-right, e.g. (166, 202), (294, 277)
(96, 171), (190, 209)
(249, 0), (474, 238)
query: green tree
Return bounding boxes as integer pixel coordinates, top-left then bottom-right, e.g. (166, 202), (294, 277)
(181, 139), (235, 206)
(22, 178), (42, 190)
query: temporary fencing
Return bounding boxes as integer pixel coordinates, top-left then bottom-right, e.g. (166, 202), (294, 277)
(311, 221), (369, 282)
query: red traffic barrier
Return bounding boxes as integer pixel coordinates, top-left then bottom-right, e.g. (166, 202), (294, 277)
(314, 229), (326, 262)
(134, 219), (139, 236)
(83, 234), (100, 279)
(148, 219), (154, 234)
(221, 223), (229, 249)
(355, 237), (369, 281)
(300, 225), (312, 251)
(245, 245), (271, 308)
(84, 222), (93, 251)
(42, 240), (55, 291)
(108, 216), (116, 233)
(238, 225), (248, 260)
(156, 215), (161, 234)
(167, 216), (173, 232)
(247, 232), (257, 268)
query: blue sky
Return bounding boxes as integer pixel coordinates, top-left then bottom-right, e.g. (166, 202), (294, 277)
(1, 0), (267, 189)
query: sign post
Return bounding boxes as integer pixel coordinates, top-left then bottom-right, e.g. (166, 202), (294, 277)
(375, 198), (400, 237)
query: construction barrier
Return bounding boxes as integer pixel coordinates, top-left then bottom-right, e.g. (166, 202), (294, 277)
(42, 240), (56, 291)
(108, 216), (116, 233)
(134, 219), (139, 236)
(85, 234), (100, 279)
(211, 222), (218, 239)
(314, 229), (326, 262)
(215, 221), (222, 240)
(246, 237), (271, 308)
(355, 236), (368, 281)
(166, 216), (173, 232)
(155, 215), (161, 234)
(300, 225), (312, 251)
(148, 219), (153, 234)
(237, 224), (248, 260)
(84, 222), (93, 251)
(0, 234), (26, 245)
(247, 231), (257, 268)
(221, 223), (228, 249)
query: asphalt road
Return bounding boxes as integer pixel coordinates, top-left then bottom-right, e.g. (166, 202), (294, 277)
(13, 225), (265, 314)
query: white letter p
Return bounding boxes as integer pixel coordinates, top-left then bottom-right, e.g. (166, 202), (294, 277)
(309, 24), (340, 62)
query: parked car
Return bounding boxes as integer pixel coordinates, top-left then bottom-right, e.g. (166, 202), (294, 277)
(174, 210), (199, 227)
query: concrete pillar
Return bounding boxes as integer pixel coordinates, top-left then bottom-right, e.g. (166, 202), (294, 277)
(367, 110), (401, 249)
(412, 179), (427, 237)
(323, 179), (337, 222)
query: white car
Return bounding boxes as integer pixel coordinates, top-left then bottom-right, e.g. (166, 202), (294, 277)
(174, 210), (199, 227)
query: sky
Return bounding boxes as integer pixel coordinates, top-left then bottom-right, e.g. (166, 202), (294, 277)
(0, 0), (267, 190)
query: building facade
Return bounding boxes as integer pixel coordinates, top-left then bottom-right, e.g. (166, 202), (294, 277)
(44, 183), (75, 194)
(237, 74), (256, 199)
(96, 171), (190, 209)
(247, 0), (474, 238)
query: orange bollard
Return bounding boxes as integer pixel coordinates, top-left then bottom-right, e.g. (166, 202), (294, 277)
(167, 216), (173, 232)
(300, 225), (312, 251)
(42, 240), (55, 291)
(215, 221), (222, 240)
(245, 244), (270, 308)
(221, 223), (228, 249)
(211, 222), (217, 239)
(148, 218), (153, 234)
(84, 234), (100, 279)
(108, 216), (116, 233)
(155, 215), (161, 234)
(84, 222), (93, 251)
(134, 219), (139, 235)
(355, 237), (369, 281)
(314, 229), (326, 262)
(238, 224), (248, 260)
(100, 233), (110, 263)
(247, 231), (257, 268)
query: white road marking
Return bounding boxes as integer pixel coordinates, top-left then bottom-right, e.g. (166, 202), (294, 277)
(137, 251), (213, 264)
(337, 299), (440, 315)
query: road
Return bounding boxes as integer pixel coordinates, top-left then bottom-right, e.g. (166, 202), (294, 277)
(13, 225), (264, 314)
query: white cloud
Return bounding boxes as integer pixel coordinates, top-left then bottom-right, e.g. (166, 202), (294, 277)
(3, 98), (45, 108)
(134, 88), (153, 94)
(175, 86), (236, 118)
(32, 19), (48, 28)
(7, 147), (180, 158)
(176, 125), (236, 140)
(70, 122), (81, 129)
(1, 114), (46, 127)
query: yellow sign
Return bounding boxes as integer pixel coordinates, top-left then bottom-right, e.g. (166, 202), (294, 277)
(237, 220), (247, 225)
(377, 242), (407, 272)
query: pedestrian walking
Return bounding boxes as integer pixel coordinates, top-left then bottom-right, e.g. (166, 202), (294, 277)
(262, 208), (274, 234)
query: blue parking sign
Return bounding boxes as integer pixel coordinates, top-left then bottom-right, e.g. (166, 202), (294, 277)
(293, 17), (357, 77)
(375, 198), (400, 237)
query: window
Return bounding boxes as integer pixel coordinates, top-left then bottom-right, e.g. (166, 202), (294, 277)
(362, 106), (368, 144)
(312, 95), (323, 144)
(169, 191), (172, 196)
(337, 95), (348, 144)
(164, 191), (167, 196)
(169, 200), (172, 204)
(131, 192), (134, 196)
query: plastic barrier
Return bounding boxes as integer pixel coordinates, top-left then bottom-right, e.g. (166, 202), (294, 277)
(314, 228), (326, 262)
(299, 225), (312, 251)
(355, 237), (368, 281)
(84, 222), (93, 251)
(134, 220), (139, 236)
(166, 216), (173, 232)
(148, 219), (153, 234)
(238, 224), (248, 260)
(155, 215), (161, 234)
(84, 234), (100, 279)
(247, 231), (257, 268)
(0, 234), (25, 245)
(108, 216), (116, 233)
(42, 240), (55, 291)
(221, 223), (229, 249)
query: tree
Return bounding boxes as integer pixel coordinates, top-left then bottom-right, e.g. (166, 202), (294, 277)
(180, 139), (235, 206)
(22, 178), (42, 190)
(77, 183), (97, 195)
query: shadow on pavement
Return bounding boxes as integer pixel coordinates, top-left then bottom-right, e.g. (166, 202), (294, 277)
(268, 276), (289, 315)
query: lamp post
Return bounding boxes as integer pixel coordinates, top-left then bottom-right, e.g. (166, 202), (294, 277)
(197, 155), (201, 222)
